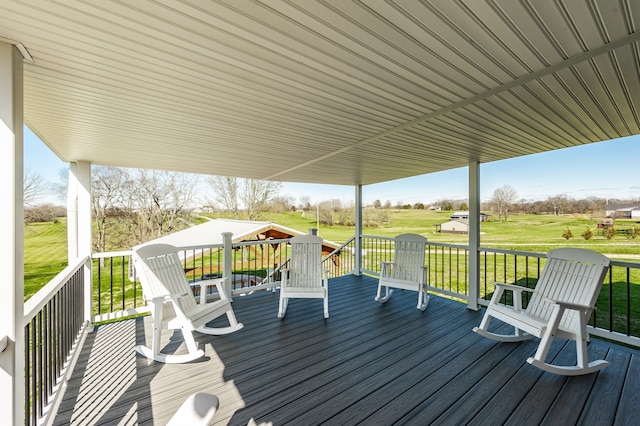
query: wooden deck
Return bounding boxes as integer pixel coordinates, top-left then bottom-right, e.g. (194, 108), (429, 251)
(54, 275), (640, 425)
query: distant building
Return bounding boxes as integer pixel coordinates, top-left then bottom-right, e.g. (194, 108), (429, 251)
(434, 219), (469, 234)
(605, 204), (640, 219)
(450, 211), (490, 222)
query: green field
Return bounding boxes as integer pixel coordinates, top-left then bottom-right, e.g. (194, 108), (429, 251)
(24, 219), (68, 299)
(24, 210), (640, 300)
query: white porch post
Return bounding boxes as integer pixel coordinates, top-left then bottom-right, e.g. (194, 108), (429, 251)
(354, 185), (363, 276)
(67, 162), (78, 260)
(0, 41), (25, 426)
(222, 232), (233, 299)
(468, 161), (480, 311)
(72, 161), (93, 323)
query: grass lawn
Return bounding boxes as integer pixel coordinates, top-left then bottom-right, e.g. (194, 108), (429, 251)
(256, 210), (640, 258)
(24, 219), (68, 299)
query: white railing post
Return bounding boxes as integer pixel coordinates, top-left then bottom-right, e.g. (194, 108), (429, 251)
(222, 232), (233, 300)
(468, 161), (480, 311)
(0, 41), (25, 426)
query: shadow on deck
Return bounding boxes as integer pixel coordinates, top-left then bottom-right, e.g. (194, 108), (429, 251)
(54, 275), (640, 425)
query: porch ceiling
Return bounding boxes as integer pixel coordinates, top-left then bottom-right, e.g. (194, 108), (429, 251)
(1, 1), (639, 186)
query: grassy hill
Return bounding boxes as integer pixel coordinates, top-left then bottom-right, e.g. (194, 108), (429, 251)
(24, 219), (68, 299)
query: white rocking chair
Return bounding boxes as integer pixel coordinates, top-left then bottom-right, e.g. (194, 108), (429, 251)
(375, 233), (429, 311)
(133, 243), (243, 363)
(473, 248), (611, 376)
(278, 234), (329, 319)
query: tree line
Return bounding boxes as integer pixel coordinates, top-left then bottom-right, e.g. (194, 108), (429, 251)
(378, 185), (636, 222)
(24, 168), (637, 253)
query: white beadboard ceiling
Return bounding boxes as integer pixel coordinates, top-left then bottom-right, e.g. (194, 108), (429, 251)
(1, 0), (639, 186)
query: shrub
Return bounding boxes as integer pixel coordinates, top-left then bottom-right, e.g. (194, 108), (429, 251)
(581, 227), (593, 240)
(629, 225), (640, 239)
(562, 228), (573, 240)
(604, 227), (616, 240)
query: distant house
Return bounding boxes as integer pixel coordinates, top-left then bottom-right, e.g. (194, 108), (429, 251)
(605, 204), (640, 218)
(450, 211), (490, 222)
(434, 219), (469, 234)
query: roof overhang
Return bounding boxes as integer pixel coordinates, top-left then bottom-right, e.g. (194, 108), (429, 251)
(2, 1), (639, 186)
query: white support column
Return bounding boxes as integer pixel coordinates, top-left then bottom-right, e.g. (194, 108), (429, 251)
(75, 161), (92, 258)
(468, 161), (480, 311)
(75, 161), (93, 323)
(354, 185), (363, 276)
(0, 41), (25, 426)
(67, 162), (79, 261)
(222, 232), (233, 300)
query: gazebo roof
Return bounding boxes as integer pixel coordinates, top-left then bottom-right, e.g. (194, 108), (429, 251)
(138, 218), (340, 252)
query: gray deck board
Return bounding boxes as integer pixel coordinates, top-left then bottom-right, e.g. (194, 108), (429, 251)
(54, 275), (640, 425)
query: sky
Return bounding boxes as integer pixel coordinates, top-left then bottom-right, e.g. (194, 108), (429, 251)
(24, 126), (639, 206)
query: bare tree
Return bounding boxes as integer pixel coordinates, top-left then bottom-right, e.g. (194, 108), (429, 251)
(24, 204), (66, 223)
(299, 196), (312, 212)
(517, 198), (530, 214)
(206, 176), (281, 220)
(241, 178), (282, 220)
(269, 195), (294, 213)
(124, 170), (198, 244)
(24, 168), (49, 207)
(546, 194), (570, 216)
(92, 166), (129, 254)
(317, 200), (334, 225)
(208, 176), (240, 218)
(490, 185), (518, 221)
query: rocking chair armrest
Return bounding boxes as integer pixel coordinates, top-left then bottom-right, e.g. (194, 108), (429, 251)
(491, 282), (534, 294)
(544, 297), (592, 313)
(193, 277), (228, 303)
(149, 293), (189, 304)
(489, 282), (533, 311)
(380, 261), (394, 275)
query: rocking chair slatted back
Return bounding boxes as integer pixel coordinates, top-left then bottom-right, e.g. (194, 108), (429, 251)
(278, 234), (329, 318)
(375, 233), (429, 311)
(390, 236), (427, 283)
(527, 249), (610, 334)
